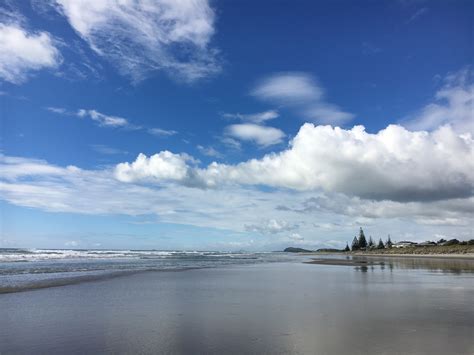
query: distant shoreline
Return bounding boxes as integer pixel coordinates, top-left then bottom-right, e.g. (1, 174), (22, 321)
(293, 243), (474, 259)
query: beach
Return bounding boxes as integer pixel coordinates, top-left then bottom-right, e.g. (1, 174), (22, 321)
(1, 256), (473, 354)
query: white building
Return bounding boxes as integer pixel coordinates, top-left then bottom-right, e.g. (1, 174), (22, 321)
(393, 241), (417, 248)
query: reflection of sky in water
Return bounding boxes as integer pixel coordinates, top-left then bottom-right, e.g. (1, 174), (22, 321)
(1, 262), (473, 354)
(311, 254), (474, 274)
(354, 256), (474, 274)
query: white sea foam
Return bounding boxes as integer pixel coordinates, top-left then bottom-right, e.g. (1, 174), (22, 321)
(0, 249), (249, 262)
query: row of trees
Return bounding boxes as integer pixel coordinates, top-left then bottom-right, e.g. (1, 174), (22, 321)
(343, 228), (392, 252)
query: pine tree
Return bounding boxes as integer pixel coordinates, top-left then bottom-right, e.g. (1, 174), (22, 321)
(368, 236), (374, 248)
(377, 238), (385, 249)
(351, 236), (360, 251)
(344, 243), (350, 252)
(358, 227), (367, 249)
(386, 235), (393, 248)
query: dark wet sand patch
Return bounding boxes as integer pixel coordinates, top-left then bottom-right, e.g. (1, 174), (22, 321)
(304, 258), (383, 267)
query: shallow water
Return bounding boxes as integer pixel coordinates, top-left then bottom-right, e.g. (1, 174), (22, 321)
(0, 248), (294, 293)
(1, 255), (473, 354)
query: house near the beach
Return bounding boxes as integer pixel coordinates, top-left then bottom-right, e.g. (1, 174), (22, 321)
(393, 241), (417, 248)
(417, 241), (437, 247)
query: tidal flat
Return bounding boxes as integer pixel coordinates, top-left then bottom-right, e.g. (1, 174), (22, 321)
(1, 256), (473, 354)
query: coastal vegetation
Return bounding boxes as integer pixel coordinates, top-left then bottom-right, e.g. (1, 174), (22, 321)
(285, 228), (474, 255)
(343, 228), (474, 255)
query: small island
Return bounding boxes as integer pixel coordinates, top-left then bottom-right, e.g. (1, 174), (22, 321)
(283, 247), (313, 253)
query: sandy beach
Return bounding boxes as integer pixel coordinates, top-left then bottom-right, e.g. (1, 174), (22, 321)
(356, 253), (474, 259)
(309, 252), (474, 259)
(1, 258), (473, 354)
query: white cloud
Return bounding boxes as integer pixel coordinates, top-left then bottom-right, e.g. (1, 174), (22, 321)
(402, 68), (474, 135)
(280, 194), (474, 224)
(48, 107), (178, 135)
(0, 153), (472, 246)
(252, 72), (323, 103)
(53, 0), (220, 82)
(115, 123), (474, 203)
(46, 106), (67, 114)
(251, 72), (354, 125)
(90, 144), (127, 155)
(221, 110), (284, 148)
(304, 104), (354, 124)
(77, 109), (129, 127)
(220, 136), (242, 150)
(0, 23), (61, 84)
(115, 151), (196, 184)
(288, 233), (304, 241)
(148, 128), (178, 137)
(0, 155), (70, 180)
(225, 123), (285, 147)
(222, 110), (279, 123)
(197, 145), (222, 158)
(245, 219), (299, 234)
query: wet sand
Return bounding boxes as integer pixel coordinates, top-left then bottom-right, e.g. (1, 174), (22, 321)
(307, 252), (474, 259)
(307, 255), (474, 274)
(1, 261), (473, 354)
(354, 253), (474, 259)
(305, 258), (382, 266)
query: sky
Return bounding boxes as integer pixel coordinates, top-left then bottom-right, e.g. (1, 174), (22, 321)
(0, 0), (473, 251)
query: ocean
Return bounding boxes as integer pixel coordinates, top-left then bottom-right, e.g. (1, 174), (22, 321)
(0, 248), (297, 293)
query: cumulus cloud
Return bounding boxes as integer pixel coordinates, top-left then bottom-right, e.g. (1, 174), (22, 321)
(0, 23), (61, 83)
(115, 123), (474, 203)
(215, 124), (473, 202)
(402, 67), (474, 135)
(115, 151), (197, 184)
(53, 0), (220, 82)
(0, 154), (472, 245)
(251, 72), (354, 125)
(222, 110), (279, 124)
(225, 123), (285, 147)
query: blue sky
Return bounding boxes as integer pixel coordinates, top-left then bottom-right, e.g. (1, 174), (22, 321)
(0, 0), (473, 250)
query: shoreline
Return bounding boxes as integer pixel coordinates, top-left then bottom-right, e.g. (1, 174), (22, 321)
(352, 252), (474, 260)
(0, 267), (202, 295)
(305, 252), (474, 260)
